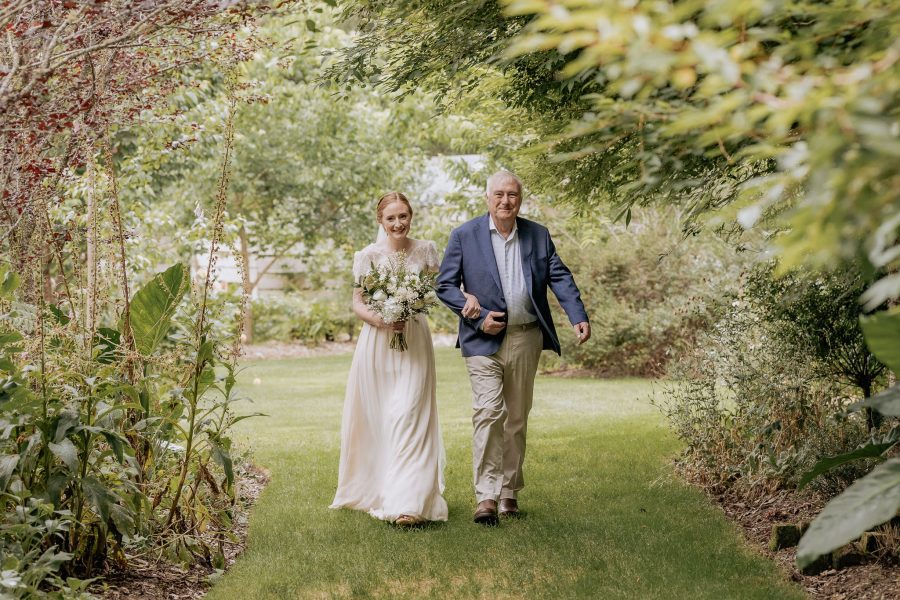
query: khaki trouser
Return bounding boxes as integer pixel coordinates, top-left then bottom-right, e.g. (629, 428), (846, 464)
(465, 322), (544, 503)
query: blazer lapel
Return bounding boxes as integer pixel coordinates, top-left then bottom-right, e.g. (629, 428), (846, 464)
(518, 217), (534, 289)
(477, 214), (504, 292)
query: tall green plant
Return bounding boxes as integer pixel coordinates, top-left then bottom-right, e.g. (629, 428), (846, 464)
(797, 310), (900, 568)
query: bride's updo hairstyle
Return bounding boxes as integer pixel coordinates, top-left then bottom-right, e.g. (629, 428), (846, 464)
(376, 191), (414, 221)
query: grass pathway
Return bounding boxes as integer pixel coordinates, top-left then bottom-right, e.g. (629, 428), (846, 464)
(206, 349), (803, 599)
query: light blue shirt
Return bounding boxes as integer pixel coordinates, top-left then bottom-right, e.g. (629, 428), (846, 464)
(489, 216), (537, 326)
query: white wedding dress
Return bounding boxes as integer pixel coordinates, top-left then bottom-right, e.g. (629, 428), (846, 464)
(330, 239), (448, 522)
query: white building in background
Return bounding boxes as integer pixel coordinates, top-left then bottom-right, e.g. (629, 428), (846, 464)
(191, 244), (314, 299)
(414, 154), (485, 205)
(194, 155), (485, 298)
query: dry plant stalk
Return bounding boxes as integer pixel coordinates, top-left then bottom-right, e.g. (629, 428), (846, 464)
(165, 92), (238, 531)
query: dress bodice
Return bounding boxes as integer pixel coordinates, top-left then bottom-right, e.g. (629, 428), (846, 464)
(352, 239), (441, 280)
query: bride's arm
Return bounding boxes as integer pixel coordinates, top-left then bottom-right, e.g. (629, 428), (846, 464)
(352, 288), (386, 328)
(427, 262), (480, 319)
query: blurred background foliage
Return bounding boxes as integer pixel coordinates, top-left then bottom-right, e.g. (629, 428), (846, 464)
(2, 0), (898, 593)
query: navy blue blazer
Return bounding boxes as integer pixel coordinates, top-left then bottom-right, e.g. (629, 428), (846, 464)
(437, 214), (589, 357)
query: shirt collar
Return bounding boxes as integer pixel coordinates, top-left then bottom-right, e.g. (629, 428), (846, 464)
(488, 215), (518, 239)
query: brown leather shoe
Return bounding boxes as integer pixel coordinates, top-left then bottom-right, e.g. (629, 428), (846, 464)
(473, 499), (499, 526)
(499, 498), (519, 517)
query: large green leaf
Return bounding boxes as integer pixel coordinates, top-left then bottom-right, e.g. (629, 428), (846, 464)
(81, 475), (117, 524)
(125, 263), (188, 356)
(852, 384), (900, 417)
(209, 440), (234, 490)
(0, 454), (18, 491)
(796, 457), (900, 568)
(798, 430), (899, 489)
(109, 503), (136, 537)
(99, 430), (127, 464)
(49, 438), (79, 472)
(0, 266), (20, 298)
(860, 310), (900, 374)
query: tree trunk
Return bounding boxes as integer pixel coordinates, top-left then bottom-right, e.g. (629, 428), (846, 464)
(238, 224), (253, 344)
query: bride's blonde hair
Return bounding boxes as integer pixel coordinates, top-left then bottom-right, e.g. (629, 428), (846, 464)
(376, 191), (413, 221)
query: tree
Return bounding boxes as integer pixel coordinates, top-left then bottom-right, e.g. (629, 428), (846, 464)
(332, 0), (898, 296)
(115, 11), (444, 342)
(0, 0), (275, 303)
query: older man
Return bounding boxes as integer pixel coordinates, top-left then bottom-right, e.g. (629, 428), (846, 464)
(437, 170), (590, 525)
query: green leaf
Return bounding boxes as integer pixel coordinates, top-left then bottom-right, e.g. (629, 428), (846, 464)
(209, 441), (234, 490)
(109, 503), (136, 537)
(34, 547), (73, 571)
(49, 438), (79, 471)
(852, 384), (900, 417)
(197, 339), (215, 367)
(48, 304), (70, 325)
(54, 410), (80, 443)
(100, 430), (126, 464)
(859, 310), (900, 374)
(94, 327), (121, 365)
(81, 475), (117, 524)
(126, 263), (188, 356)
(798, 433), (898, 489)
(0, 267), (20, 297)
(0, 454), (18, 491)
(0, 332), (23, 348)
(797, 457), (900, 568)
(139, 384), (151, 413)
(230, 412), (266, 426)
(46, 473), (69, 506)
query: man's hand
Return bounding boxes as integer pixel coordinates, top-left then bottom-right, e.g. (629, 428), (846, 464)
(462, 293), (482, 319)
(481, 311), (507, 335)
(573, 321), (591, 345)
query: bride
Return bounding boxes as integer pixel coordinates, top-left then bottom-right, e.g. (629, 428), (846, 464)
(330, 191), (457, 526)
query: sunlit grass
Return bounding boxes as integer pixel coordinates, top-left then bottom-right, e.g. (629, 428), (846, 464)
(206, 348), (803, 600)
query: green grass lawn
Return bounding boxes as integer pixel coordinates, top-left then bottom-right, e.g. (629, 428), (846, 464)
(206, 348), (804, 600)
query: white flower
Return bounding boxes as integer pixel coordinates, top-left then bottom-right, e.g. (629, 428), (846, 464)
(382, 298), (403, 323)
(372, 290), (387, 302)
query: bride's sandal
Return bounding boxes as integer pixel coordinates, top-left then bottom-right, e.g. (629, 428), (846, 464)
(393, 514), (421, 528)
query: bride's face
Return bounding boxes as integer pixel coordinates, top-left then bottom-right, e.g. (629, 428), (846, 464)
(380, 201), (412, 240)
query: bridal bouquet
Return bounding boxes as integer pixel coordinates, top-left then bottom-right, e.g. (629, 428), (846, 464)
(357, 252), (439, 351)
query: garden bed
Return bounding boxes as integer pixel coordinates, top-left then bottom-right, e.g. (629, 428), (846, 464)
(708, 487), (899, 600)
(94, 464), (270, 600)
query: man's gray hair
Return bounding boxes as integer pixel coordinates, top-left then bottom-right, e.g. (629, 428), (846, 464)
(485, 170), (523, 195)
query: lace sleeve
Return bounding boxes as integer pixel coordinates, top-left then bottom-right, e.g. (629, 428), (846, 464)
(424, 240), (440, 272)
(352, 248), (371, 281)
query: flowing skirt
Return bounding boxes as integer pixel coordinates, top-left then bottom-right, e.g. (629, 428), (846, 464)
(330, 314), (448, 522)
